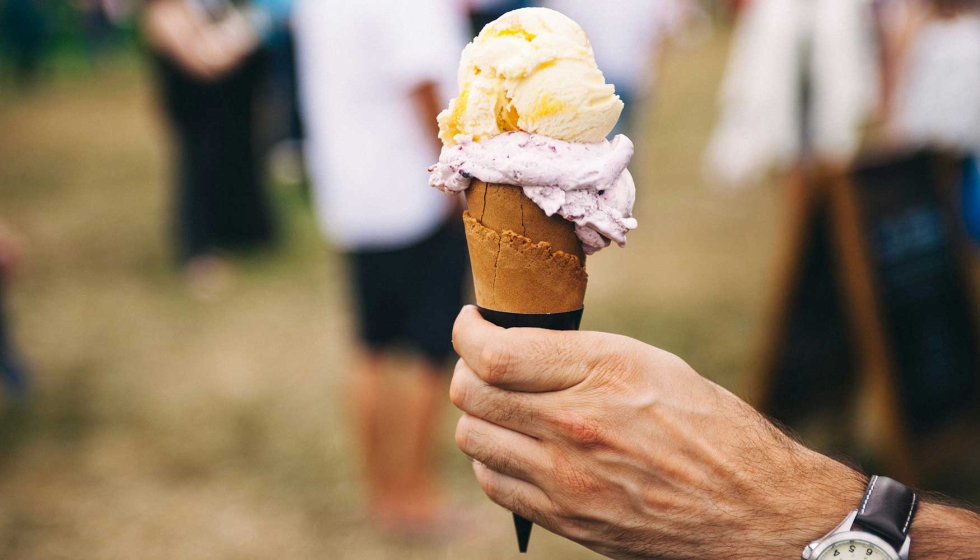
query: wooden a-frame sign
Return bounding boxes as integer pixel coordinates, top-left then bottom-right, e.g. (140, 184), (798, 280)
(748, 150), (980, 484)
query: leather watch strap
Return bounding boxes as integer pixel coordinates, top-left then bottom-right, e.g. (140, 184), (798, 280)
(854, 475), (918, 550)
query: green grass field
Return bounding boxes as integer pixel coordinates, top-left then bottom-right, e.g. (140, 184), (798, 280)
(0, 32), (792, 559)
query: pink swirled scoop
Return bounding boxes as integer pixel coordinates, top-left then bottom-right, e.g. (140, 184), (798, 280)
(429, 131), (637, 255)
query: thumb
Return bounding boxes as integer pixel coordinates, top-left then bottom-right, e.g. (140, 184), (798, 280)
(452, 305), (607, 393)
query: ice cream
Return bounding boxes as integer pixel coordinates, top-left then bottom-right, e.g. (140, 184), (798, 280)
(426, 4), (641, 302)
(438, 8), (623, 147)
(431, 7), (637, 255)
(431, 8), (636, 550)
(429, 131), (637, 254)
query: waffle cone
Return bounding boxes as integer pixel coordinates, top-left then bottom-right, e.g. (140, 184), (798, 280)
(463, 181), (587, 314)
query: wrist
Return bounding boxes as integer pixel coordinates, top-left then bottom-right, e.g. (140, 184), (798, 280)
(741, 447), (868, 559)
(910, 500), (980, 558)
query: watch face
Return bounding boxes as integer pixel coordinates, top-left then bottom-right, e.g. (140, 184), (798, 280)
(816, 540), (892, 559)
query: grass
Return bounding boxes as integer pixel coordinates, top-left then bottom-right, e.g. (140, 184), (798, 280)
(0, 29), (791, 559)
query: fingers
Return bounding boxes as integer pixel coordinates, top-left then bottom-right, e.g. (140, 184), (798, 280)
(452, 305), (597, 392)
(456, 414), (550, 484)
(472, 461), (555, 524)
(450, 358), (551, 437)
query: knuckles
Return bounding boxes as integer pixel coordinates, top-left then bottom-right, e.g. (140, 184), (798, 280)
(556, 411), (609, 449)
(591, 337), (649, 385)
(479, 340), (513, 386)
(493, 392), (535, 426)
(456, 416), (509, 473)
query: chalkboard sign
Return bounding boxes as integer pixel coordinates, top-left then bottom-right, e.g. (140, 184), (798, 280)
(849, 152), (980, 433)
(764, 198), (857, 425)
(752, 151), (980, 479)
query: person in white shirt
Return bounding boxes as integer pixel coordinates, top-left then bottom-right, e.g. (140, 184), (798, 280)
(293, 0), (469, 534)
(881, 0), (980, 151)
(541, 0), (687, 134)
(703, 0), (880, 188)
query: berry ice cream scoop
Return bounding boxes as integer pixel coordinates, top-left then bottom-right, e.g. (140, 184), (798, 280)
(429, 131), (637, 254)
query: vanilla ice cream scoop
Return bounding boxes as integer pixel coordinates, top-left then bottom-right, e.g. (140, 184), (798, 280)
(438, 7), (623, 147)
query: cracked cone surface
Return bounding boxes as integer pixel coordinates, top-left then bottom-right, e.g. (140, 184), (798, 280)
(463, 181), (587, 314)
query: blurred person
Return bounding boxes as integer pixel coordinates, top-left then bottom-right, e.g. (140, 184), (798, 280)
(882, 0), (980, 150)
(450, 305), (980, 559)
(75, 0), (117, 62)
(263, 27), (306, 189)
(881, 0), (980, 241)
(539, 0), (689, 135)
(140, 0), (292, 298)
(704, 0), (881, 188)
(0, 221), (29, 397)
(102, 0), (139, 23)
(726, 0), (753, 14)
(0, 0), (49, 85)
(292, 0), (470, 535)
(266, 28), (302, 144)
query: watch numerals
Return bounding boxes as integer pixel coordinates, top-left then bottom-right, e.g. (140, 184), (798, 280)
(817, 541), (890, 559)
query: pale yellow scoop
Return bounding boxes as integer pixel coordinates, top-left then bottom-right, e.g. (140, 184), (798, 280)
(438, 7), (623, 147)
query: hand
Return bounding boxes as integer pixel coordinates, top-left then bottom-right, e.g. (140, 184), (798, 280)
(450, 306), (867, 559)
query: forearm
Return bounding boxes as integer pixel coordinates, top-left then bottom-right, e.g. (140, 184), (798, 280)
(758, 449), (980, 560)
(741, 446), (868, 559)
(409, 80), (445, 158)
(911, 501), (980, 559)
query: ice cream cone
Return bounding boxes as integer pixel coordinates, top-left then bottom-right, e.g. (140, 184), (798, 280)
(464, 183), (587, 553)
(433, 8), (637, 553)
(463, 181), (587, 314)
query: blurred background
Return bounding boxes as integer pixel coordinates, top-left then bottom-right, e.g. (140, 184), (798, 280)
(1, 0), (979, 558)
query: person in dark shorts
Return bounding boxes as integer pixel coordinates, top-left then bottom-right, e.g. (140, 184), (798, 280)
(349, 219), (469, 366)
(294, 0), (470, 536)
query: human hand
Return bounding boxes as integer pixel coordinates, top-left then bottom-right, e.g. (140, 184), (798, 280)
(450, 305), (867, 559)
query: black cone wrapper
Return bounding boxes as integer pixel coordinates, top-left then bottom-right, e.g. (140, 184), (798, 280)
(476, 306), (585, 553)
(477, 307), (584, 331)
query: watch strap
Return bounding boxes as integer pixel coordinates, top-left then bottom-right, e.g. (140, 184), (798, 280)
(853, 475), (918, 550)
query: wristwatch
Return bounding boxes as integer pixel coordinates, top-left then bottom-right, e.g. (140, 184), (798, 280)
(803, 476), (918, 560)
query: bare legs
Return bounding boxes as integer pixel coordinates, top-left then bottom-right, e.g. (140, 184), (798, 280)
(184, 254), (233, 300)
(350, 348), (449, 531)
(351, 350), (387, 511)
